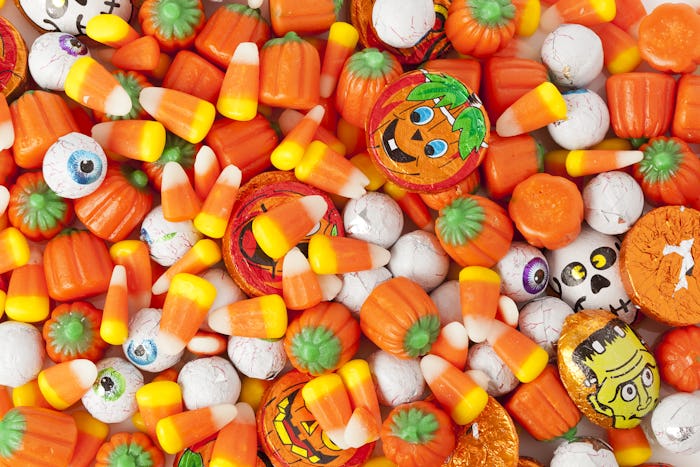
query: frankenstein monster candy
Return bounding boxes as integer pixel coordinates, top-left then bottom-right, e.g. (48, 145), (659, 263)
(558, 309), (660, 429)
(367, 70), (489, 193)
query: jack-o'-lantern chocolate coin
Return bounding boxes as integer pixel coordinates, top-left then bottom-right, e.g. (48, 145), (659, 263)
(15, 0), (133, 36)
(443, 397), (518, 467)
(367, 70), (489, 193)
(222, 172), (344, 297)
(558, 309), (660, 429)
(0, 16), (28, 101)
(257, 370), (373, 466)
(620, 205), (700, 326)
(350, 0), (452, 65)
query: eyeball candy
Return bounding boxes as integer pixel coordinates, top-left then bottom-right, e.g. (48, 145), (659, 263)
(227, 336), (287, 380)
(550, 437), (618, 467)
(16, 0), (134, 36)
(177, 356), (241, 410)
(518, 296), (574, 359)
(547, 224), (636, 324)
(368, 350), (425, 407)
(371, 0), (436, 48)
(28, 32), (89, 91)
(583, 171), (645, 235)
(335, 267), (393, 314)
(81, 357), (143, 424)
(123, 308), (183, 372)
(650, 392), (700, 455)
(429, 279), (462, 325)
(548, 89), (610, 150)
(42, 132), (107, 199)
(541, 24), (604, 89)
(0, 321), (45, 387)
(494, 241), (549, 303)
(140, 205), (202, 266)
(388, 230), (449, 291)
(343, 192), (403, 249)
(466, 342), (519, 397)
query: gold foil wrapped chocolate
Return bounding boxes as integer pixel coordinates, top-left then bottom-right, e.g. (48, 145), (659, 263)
(557, 309), (659, 429)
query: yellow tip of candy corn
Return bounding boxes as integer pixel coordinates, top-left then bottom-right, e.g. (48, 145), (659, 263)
(301, 374), (345, 404)
(513, 345), (549, 383)
(607, 46), (642, 75)
(193, 212), (229, 239)
(451, 385), (489, 425)
(155, 416), (186, 454)
(458, 266), (501, 284)
(590, 0), (616, 21)
(259, 294), (288, 339)
(614, 446), (652, 467)
(168, 273), (218, 310)
(86, 14), (134, 46)
(100, 320), (129, 345)
(4, 296), (50, 323)
(0, 227), (30, 273)
(328, 22), (360, 49)
(270, 140), (306, 171)
(535, 82), (567, 121)
(307, 235), (339, 275)
(516, 0), (541, 36)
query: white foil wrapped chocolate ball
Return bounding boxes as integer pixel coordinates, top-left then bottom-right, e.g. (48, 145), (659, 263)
(0, 321), (45, 387)
(583, 171), (644, 235)
(227, 336), (287, 380)
(651, 392), (700, 455)
(389, 230), (449, 291)
(372, 0), (436, 48)
(82, 357), (143, 424)
(541, 24), (603, 89)
(548, 89), (610, 150)
(343, 192), (404, 249)
(466, 342), (519, 397)
(494, 241), (549, 303)
(335, 267), (393, 314)
(550, 437), (618, 467)
(123, 308), (183, 372)
(178, 356), (241, 410)
(429, 280), (462, 325)
(29, 32), (90, 91)
(518, 296), (574, 359)
(140, 205), (202, 266)
(368, 350), (425, 407)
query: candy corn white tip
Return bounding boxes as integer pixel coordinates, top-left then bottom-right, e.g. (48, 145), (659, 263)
(338, 170), (370, 199)
(161, 161), (189, 192)
(0, 121), (14, 150)
(138, 87), (165, 118)
(318, 274), (343, 301)
(234, 402), (256, 422)
(344, 414), (376, 448)
(210, 403), (239, 429)
(104, 86), (133, 117)
(465, 369), (491, 392)
(90, 121), (111, 146)
(495, 108), (523, 138)
(618, 150), (644, 167)
(464, 316), (493, 344)
(195, 145), (217, 165)
(539, 6), (563, 33)
(111, 264), (127, 285)
(231, 42), (259, 65)
(70, 359), (99, 389)
(0, 185), (9, 217)
(282, 247), (310, 275)
(441, 321), (469, 348)
(218, 164), (243, 188)
(151, 274), (171, 296)
(319, 75), (335, 99)
(207, 307), (232, 335)
(156, 331), (186, 356)
(419, 354), (449, 385)
(325, 429), (351, 450)
(301, 195), (329, 228)
(368, 243), (391, 269)
(247, 0), (264, 8)
(306, 105), (326, 123)
(497, 295), (519, 327)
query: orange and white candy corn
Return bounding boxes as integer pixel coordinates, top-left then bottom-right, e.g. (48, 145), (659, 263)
(217, 42), (259, 122)
(337, 359), (382, 428)
(12, 379), (50, 409)
(207, 294), (287, 339)
(100, 265), (130, 346)
(210, 402), (258, 467)
(86, 13), (140, 48)
(429, 322), (470, 371)
(320, 22), (360, 98)
(296, 141), (369, 199)
(281, 247), (323, 310)
(271, 105), (325, 171)
(193, 145), (221, 200)
(420, 354), (489, 425)
(308, 234), (391, 275)
(5, 263), (49, 323)
(540, 0), (616, 32)
(152, 239), (222, 295)
(565, 149), (643, 177)
(0, 227), (30, 274)
(91, 120), (166, 163)
(485, 318), (548, 383)
(70, 410), (110, 467)
(302, 374), (353, 449)
(139, 87), (216, 144)
(344, 406), (381, 448)
(318, 274), (344, 302)
(252, 194), (328, 260)
(495, 82), (567, 137)
(156, 403), (238, 454)
(65, 56), (132, 116)
(0, 94), (13, 150)
(109, 240), (152, 312)
(459, 266), (501, 343)
(607, 425), (652, 466)
(193, 164), (243, 239)
(278, 109), (346, 156)
(157, 273), (218, 355)
(161, 161), (202, 222)
(136, 380), (183, 441)
(590, 23), (642, 74)
(496, 295), (520, 328)
(38, 359), (97, 410)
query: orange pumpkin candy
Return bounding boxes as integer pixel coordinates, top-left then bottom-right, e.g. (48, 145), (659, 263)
(655, 326), (700, 392)
(43, 302), (108, 363)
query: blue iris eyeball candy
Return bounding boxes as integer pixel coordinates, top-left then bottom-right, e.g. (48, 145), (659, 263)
(42, 132), (107, 199)
(123, 308), (183, 373)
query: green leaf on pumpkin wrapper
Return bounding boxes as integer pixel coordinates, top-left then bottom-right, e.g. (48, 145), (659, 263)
(454, 106), (487, 161)
(177, 449), (204, 467)
(407, 73), (471, 108)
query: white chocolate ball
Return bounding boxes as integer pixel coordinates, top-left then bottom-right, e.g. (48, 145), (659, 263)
(494, 242), (549, 303)
(123, 308), (183, 372)
(372, 0), (436, 48)
(343, 192), (404, 249)
(583, 171), (644, 235)
(651, 393), (700, 455)
(335, 267), (393, 314)
(429, 280), (462, 325)
(43, 132), (107, 199)
(140, 205), (202, 266)
(550, 438), (618, 467)
(82, 357), (143, 424)
(178, 356), (241, 410)
(227, 336), (287, 380)
(388, 230), (449, 291)
(466, 342), (519, 397)
(541, 24), (604, 89)
(0, 322), (45, 388)
(29, 33), (90, 91)
(548, 89), (610, 150)
(368, 350), (425, 407)
(518, 296), (574, 359)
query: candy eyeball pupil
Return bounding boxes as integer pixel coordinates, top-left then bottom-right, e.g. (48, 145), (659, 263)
(80, 159), (94, 173)
(100, 376), (114, 392)
(127, 339), (158, 366)
(94, 368), (126, 401)
(411, 106), (434, 125)
(68, 150), (103, 185)
(134, 346), (145, 357)
(523, 257), (549, 295)
(58, 34), (89, 56)
(621, 382), (637, 401)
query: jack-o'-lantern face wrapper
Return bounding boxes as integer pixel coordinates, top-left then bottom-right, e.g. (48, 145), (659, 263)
(368, 70), (489, 193)
(0, 17), (28, 101)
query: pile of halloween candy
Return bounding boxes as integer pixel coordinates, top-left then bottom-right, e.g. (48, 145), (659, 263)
(0, 0), (699, 465)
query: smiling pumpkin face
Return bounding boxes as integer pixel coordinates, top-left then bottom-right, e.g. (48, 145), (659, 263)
(368, 70), (489, 193)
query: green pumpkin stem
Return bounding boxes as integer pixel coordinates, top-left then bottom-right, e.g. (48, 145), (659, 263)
(436, 197), (485, 246)
(638, 138), (684, 184)
(47, 310), (96, 357)
(107, 439), (156, 467)
(390, 407), (439, 444)
(156, 133), (197, 169)
(290, 326), (342, 374)
(404, 315), (440, 357)
(347, 48), (397, 79)
(19, 180), (67, 232)
(0, 409), (25, 458)
(264, 31), (303, 48)
(152, 0), (202, 40)
(469, 0), (517, 27)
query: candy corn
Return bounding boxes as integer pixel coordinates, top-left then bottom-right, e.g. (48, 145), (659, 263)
(12, 379), (50, 408)
(495, 82), (567, 137)
(152, 239), (222, 295)
(210, 402), (258, 467)
(139, 87), (216, 144)
(318, 273), (344, 302)
(350, 153), (387, 191)
(540, 0), (616, 32)
(611, 0), (646, 36)
(4, 263), (50, 323)
(0, 185), (8, 218)
(157, 273), (218, 355)
(207, 294), (288, 339)
(193, 164), (243, 239)
(111, 35), (161, 72)
(565, 149), (643, 177)
(69, 411), (110, 467)
(459, 266), (501, 343)
(302, 374), (353, 449)
(109, 240), (152, 312)
(307, 234), (391, 275)
(496, 295), (520, 328)
(429, 322), (470, 370)
(296, 141), (369, 199)
(281, 247), (323, 310)
(86, 13), (140, 48)
(217, 42), (260, 121)
(345, 406), (381, 448)
(64, 56), (132, 117)
(38, 359), (98, 410)
(252, 194), (328, 260)
(156, 403), (238, 454)
(161, 161), (202, 222)
(278, 109), (346, 156)
(100, 265), (130, 346)
(606, 425), (652, 466)
(271, 105), (325, 170)
(485, 319), (548, 383)
(516, 0), (541, 36)
(91, 120), (166, 163)
(136, 381), (183, 440)
(0, 94), (13, 151)
(337, 359), (382, 428)
(0, 227), (31, 274)
(320, 22), (360, 98)
(382, 181), (434, 232)
(420, 354), (489, 425)
(193, 145), (221, 199)
(590, 23), (642, 74)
